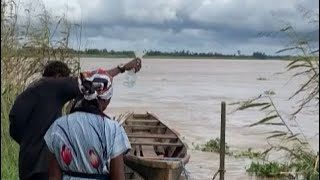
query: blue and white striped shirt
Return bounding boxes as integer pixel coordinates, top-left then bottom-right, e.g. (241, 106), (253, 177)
(44, 111), (131, 179)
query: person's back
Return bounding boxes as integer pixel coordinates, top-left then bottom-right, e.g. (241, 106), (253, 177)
(8, 61), (79, 179)
(9, 59), (141, 179)
(44, 111), (130, 179)
(10, 77), (79, 179)
(44, 68), (131, 179)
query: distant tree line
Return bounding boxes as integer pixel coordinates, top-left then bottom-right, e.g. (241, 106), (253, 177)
(76, 49), (289, 59)
(79, 48), (135, 57)
(18, 47), (291, 59)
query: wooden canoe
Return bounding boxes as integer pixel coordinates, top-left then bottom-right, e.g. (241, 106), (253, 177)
(119, 112), (190, 180)
(125, 165), (144, 180)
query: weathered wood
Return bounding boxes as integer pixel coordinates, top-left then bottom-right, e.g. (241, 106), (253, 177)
(132, 113), (150, 119)
(135, 145), (142, 157)
(130, 142), (183, 146)
(125, 155), (185, 179)
(121, 112), (190, 180)
(220, 102), (226, 180)
(124, 165), (144, 180)
(127, 134), (177, 139)
(123, 125), (167, 130)
(126, 119), (159, 123)
(139, 146), (158, 157)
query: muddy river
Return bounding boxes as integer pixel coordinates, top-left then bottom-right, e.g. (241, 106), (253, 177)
(81, 58), (319, 180)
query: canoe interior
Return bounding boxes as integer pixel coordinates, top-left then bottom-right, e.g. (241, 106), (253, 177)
(122, 112), (188, 162)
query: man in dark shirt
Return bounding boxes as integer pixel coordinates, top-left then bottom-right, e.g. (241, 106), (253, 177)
(9, 59), (141, 180)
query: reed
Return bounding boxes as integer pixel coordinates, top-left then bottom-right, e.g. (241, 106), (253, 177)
(1, 0), (81, 178)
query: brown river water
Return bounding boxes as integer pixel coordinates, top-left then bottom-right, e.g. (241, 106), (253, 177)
(81, 58), (319, 180)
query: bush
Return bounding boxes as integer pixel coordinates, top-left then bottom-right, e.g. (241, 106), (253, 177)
(246, 161), (288, 178)
(201, 138), (231, 155)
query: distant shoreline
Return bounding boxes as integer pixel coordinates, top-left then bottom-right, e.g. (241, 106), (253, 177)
(78, 54), (291, 61)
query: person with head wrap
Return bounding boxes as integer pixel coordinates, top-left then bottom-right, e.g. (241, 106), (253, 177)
(44, 69), (131, 180)
(9, 58), (141, 180)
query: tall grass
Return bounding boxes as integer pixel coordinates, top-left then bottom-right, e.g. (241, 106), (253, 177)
(232, 6), (319, 180)
(1, 0), (80, 178)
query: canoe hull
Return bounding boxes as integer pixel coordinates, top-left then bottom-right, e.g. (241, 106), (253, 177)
(120, 112), (190, 180)
(124, 165), (144, 180)
(125, 159), (183, 180)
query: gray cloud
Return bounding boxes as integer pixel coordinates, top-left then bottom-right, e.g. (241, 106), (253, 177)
(21, 0), (319, 55)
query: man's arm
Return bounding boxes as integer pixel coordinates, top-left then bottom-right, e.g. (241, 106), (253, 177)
(105, 67), (122, 77)
(106, 58), (142, 77)
(55, 58), (142, 102)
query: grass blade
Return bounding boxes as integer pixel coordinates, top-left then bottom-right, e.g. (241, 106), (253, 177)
(276, 47), (299, 54)
(263, 123), (285, 126)
(260, 104), (271, 110)
(249, 115), (279, 127)
(238, 103), (270, 110)
(288, 64), (311, 71)
(286, 133), (301, 140)
(267, 132), (287, 139)
(261, 147), (273, 156)
(267, 130), (287, 134)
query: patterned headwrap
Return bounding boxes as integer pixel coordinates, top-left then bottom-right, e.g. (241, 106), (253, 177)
(78, 69), (113, 101)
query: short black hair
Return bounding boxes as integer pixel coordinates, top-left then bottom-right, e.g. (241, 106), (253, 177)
(42, 61), (71, 77)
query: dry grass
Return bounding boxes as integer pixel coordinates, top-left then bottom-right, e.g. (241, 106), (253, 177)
(1, 0), (80, 178)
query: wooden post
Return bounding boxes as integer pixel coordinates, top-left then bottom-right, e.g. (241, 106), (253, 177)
(220, 101), (226, 180)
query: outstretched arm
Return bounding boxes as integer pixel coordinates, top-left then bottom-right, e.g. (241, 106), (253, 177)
(55, 58), (142, 104)
(106, 58), (142, 77)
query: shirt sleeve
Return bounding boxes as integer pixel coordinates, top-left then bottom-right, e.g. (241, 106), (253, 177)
(48, 77), (81, 102)
(110, 123), (131, 159)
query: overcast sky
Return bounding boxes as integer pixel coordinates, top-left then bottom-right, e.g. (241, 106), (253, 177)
(19, 0), (319, 55)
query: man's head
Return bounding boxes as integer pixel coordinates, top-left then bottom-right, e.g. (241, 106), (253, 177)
(43, 61), (71, 78)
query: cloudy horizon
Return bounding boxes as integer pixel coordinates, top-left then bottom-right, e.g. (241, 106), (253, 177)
(19, 0), (319, 55)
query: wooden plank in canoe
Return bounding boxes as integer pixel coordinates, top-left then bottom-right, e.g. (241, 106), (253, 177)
(130, 142), (183, 146)
(127, 134), (177, 139)
(124, 125), (165, 128)
(134, 145), (144, 157)
(126, 119), (159, 123)
(123, 125), (167, 130)
(132, 114), (150, 119)
(140, 146), (158, 157)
